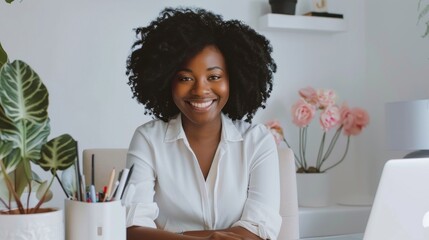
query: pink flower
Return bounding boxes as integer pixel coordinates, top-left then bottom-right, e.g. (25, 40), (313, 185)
(317, 89), (336, 109)
(291, 99), (316, 127)
(265, 120), (284, 145)
(319, 105), (341, 131)
(299, 86), (318, 106)
(341, 105), (370, 136)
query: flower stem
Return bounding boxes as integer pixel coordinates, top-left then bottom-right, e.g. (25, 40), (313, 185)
(298, 128), (304, 169)
(319, 126), (343, 169)
(299, 127), (309, 169)
(322, 136), (350, 172)
(316, 132), (326, 170)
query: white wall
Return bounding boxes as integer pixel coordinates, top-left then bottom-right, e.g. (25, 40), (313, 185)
(0, 0), (368, 208)
(365, 0), (429, 194)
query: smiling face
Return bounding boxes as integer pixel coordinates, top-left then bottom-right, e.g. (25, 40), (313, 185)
(171, 45), (229, 128)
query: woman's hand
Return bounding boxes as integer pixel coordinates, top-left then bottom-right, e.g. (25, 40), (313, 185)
(205, 231), (253, 240)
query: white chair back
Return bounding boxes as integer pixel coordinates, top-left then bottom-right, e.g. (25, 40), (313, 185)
(82, 148), (127, 192)
(277, 147), (300, 240)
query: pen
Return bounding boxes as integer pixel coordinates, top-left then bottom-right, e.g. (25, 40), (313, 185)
(114, 168), (129, 201)
(90, 185), (97, 203)
(103, 168), (116, 202)
(120, 164), (134, 199)
(110, 180), (120, 200)
(81, 174), (87, 202)
(91, 154), (95, 186)
(74, 142), (82, 201)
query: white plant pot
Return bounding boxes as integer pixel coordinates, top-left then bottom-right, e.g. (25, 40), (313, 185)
(65, 199), (126, 240)
(296, 173), (331, 207)
(0, 208), (64, 240)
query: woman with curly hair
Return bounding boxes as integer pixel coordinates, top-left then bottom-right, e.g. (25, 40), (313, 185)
(124, 7), (281, 240)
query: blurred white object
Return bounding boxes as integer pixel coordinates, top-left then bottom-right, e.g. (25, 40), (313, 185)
(385, 99), (429, 158)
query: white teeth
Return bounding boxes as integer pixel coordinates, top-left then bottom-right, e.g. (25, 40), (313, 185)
(189, 101), (213, 109)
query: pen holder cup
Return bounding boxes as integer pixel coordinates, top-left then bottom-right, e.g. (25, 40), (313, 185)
(65, 199), (126, 240)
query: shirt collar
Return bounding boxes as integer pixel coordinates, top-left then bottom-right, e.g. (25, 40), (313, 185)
(164, 113), (243, 143)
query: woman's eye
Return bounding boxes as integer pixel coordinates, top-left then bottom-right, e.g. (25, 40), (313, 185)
(179, 76), (192, 81)
(208, 75), (220, 81)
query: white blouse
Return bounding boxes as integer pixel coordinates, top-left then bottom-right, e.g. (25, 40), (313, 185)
(123, 114), (282, 239)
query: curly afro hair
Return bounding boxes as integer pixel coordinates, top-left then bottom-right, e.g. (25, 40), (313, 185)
(126, 7), (276, 122)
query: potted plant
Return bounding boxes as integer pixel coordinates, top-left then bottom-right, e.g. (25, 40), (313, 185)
(0, 41), (78, 239)
(269, 0), (297, 15)
(266, 86), (369, 206)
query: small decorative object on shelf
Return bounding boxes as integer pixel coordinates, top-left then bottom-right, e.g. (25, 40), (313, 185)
(304, 12), (343, 19)
(269, 0), (297, 15)
(312, 0), (328, 12)
(266, 86), (370, 173)
(305, 0), (344, 19)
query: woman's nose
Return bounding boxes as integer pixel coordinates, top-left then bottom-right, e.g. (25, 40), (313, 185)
(191, 78), (210, 95)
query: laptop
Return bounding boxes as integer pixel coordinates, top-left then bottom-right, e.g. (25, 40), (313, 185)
(363, 158), (429, 240)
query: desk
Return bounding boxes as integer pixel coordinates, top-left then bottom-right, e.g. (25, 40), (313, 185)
(302, 233), (364, 240)
(299, 205), (370, 238)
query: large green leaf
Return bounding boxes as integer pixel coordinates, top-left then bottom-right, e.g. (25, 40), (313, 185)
(0, 119), (50, 162)
(37, 134), (77, 173)
(0, 42), (7, 69)
(0, 60), (49, 124)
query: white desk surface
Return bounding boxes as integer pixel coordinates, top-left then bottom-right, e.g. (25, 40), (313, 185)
(301, 233), (363, 240)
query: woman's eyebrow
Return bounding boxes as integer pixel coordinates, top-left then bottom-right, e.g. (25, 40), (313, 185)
(207, 66), (224, 71)
(177, 66), (224, 72)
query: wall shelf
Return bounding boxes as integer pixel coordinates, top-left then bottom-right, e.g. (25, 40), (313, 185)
(259, 14), (347, 33)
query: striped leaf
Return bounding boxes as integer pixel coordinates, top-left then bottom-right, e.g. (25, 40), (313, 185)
(37, 134), (77, 173)
(0, 60), (49, 124)
(0, 60), (51, 200)
(0, 119), (50, 163)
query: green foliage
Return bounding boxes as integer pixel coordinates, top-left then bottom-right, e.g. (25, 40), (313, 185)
(0, 48), (77, 213)
(5, 0), (15, 3)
